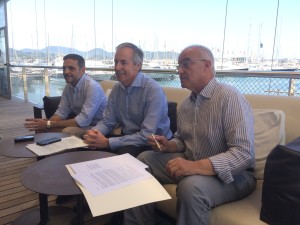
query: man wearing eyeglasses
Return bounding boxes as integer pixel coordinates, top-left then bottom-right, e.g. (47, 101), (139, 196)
(123, 45), (256, 225)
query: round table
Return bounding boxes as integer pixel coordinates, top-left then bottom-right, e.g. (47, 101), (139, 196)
(13, 150), (115, 225)
(0, 132), (70, 158)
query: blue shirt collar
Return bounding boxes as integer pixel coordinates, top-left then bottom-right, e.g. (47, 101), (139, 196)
(120, 72), (143, 92)
(71, 73), (86, 91)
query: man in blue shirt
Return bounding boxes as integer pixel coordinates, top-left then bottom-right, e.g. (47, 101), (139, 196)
(25, 54), (107, 137)
(84, 42), (172, 157)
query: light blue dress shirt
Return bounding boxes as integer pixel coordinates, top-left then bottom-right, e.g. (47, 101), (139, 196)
(55, 74), (107, 127)
(93, 72), (172, 150)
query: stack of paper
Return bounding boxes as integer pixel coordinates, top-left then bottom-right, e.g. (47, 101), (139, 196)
(26, 136), (88, 156)
(66, 153), (171, 217)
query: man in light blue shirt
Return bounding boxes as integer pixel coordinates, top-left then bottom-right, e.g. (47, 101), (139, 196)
(84, 42), (172, 157)
(25, 54), (107, 137)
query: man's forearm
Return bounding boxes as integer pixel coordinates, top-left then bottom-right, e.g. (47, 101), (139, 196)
(48, 116), (79, 128)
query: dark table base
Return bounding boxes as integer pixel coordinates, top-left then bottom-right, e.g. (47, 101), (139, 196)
(12, 206), (76, 225)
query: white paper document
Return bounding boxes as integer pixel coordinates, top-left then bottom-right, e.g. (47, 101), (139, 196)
(69, 154), (151, 196)
(66, 153), (171, 217)
(26, 136), (88, 156)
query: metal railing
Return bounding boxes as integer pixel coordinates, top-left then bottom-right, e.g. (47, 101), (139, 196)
(8, 64), (300, 105)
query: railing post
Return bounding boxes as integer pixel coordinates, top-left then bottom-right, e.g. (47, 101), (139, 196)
(288, 78), (295, 96)
(44, 68), (50, 96)
(22, 67), (28, 103)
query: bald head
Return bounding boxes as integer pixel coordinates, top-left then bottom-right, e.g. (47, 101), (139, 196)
(177, 45), (216, 93)
(179, 45), (216, 75)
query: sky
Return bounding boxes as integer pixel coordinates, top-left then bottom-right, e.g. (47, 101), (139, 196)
(6, 0), (300, 59)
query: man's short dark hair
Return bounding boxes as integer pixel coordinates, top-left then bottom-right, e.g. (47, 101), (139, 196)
(63, 54), (85, 69)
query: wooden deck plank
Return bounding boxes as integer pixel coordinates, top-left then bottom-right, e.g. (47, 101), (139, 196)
(0, 157), (35, 165)
(0, 174), (20, 183)
(0, 162), (35, 173)
(0, 180), (22, 192)
(0, 189), (36, 204)
(0, 177), (20, 187)
(0, 166), (32, 178)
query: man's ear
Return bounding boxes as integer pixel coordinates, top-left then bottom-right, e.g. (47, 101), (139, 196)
(80, 66), (86, 74)
(203, 60), (211, 69)
(136, 63), (142, 71)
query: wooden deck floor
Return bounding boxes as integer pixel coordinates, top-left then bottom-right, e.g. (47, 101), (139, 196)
(0, 97), (112, 225)
(0, 96), (173, 225)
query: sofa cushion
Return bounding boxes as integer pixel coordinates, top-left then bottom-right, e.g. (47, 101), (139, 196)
(105, 88), (112, 96)
(253, 109), (285, 180)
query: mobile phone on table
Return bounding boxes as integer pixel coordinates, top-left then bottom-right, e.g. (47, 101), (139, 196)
(14, 135), (34, 143)
(36, 137), (61, 146)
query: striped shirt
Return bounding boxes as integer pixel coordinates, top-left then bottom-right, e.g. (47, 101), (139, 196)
(172, 78), (255, 183)
(93, 72), (173, 150)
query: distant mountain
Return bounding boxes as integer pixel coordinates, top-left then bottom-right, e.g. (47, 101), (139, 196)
(40, 46), (84, 55)
(9, 46), (179, 62)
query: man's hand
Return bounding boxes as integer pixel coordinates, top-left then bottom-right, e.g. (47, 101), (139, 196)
(148, 135), (179, 153)
(83, 129), (109, 149)
(24, 118), (47, 131)
(148, 134), (169, 152)
(166, 157), (215, 178)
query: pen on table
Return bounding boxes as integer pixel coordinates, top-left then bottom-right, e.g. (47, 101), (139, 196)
(151, 134), (162, 151)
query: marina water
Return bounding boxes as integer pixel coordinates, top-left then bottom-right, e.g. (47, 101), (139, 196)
(10, 73), (300, 106)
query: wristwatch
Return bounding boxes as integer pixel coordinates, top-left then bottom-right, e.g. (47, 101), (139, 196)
(46, 120), (51, 129)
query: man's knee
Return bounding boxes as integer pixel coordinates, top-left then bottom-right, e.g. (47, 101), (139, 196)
(137, 151), (156, 162)
(177, 176), (211, 207)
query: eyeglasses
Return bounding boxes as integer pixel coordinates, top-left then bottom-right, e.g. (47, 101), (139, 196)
(176, 58), (208, 70)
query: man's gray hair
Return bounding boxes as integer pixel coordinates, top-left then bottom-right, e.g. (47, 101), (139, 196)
(116, 42), (144, 65)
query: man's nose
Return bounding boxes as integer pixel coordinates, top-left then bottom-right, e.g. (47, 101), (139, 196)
(63, 68), (70, 74)
(177, 66), (184, 74)
(115, 62), (123, 70)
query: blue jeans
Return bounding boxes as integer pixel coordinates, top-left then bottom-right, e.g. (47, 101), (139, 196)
(123, 151), (256, 225)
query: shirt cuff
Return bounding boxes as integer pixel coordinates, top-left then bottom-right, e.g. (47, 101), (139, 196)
(171, 138), (186, 152)
(108, 137), (120, 150)
(210, 155), (234, 184)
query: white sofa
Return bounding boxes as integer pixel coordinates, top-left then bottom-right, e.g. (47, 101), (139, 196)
(100, 80), (300, 225)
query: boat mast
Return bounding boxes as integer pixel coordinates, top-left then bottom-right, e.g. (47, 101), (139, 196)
(271, 0), (280, 70)
(9, 1), (18, 63)
(94, 0), (97, 64)
(111, 0), (114, 59)
(43, 0), (49, 65)
(34, 0), (40, 63)
(71, 25), (74, 53)
(221, 0), (228, 70)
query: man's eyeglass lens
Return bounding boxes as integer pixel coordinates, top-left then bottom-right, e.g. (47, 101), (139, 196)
(176, 59), (206, 70)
